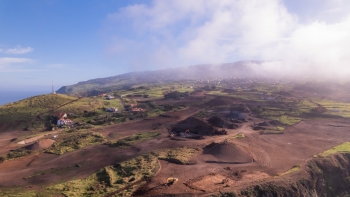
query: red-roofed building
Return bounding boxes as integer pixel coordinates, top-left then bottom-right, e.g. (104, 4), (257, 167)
(54, 112), (67, 119)
(57, 118), (73, 126)
(132, 108), (146, 112)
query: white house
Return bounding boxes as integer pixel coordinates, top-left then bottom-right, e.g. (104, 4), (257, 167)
(106, 95), (115, 100)
(57, 118), (73, 126)
(106, 107), (118, 112)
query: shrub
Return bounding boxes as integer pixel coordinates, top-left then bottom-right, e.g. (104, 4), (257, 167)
(6, 149), (32, 159)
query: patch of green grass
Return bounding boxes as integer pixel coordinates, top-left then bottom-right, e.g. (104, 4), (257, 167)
(45, 132), (105, 154)
(295, 99), (317, 113)
(0, 94), (77, 130)
(0, 93), (123, 132)
(312, 99), (350, 118)
(107, 131), (160, 148)
(319, 142), (350, 157)
(0, 94), (123, 131)
(227, 133), (245, 140)
(46, 153), (160, 197)
(260, 127), (285, 134)
(276, 115), (301, 125)
(278, 164), (301, 176)
(154, 146), (199, 164)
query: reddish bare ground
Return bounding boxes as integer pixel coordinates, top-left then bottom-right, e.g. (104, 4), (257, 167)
(196, 142), (253, 164)
(25, 139), (55, 151)
(2, 95), (350, 196)
(137, 119), (350, 196)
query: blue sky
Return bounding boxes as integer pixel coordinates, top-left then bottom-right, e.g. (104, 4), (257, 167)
(1, 0), (350, 92)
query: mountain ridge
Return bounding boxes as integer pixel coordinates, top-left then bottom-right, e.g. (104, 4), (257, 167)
(57, 60), (263, 95)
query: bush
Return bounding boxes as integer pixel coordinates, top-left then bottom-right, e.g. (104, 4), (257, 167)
(6, 149), (32, 159)
(164, 91), (189, 99)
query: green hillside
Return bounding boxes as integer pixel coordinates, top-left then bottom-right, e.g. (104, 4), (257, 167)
(0, 94), (122, 132)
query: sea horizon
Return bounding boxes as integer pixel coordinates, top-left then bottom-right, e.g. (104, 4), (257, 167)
(0, 90), (50, 106)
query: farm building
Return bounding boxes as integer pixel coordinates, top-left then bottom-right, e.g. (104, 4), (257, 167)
(106, 95), (115, 100)
(106, 107), (118, 112)
(54, 112), (67, 119)
(57, 118), (73, 126)
(132, 108), (146, 112)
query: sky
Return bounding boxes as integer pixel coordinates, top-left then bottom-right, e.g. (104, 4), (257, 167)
(0, 0), (350, 92)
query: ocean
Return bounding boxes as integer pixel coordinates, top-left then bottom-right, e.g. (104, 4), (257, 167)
(0, 91), (49, 106)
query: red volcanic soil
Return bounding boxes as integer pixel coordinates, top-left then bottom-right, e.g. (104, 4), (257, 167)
(200, 142), (253, 164)
(24, 139), (55, 151)
(139, 119), (350, 196)
(205, 96), (237, 107)
(2, 94), (350, 196)
(96, 106), (203, 140)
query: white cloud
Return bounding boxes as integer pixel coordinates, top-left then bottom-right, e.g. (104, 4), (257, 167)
(0, 57), (32, 65)
(0, 57), (35, 72)
(5, 46), (34, 54)
(104, 0), (350, 78)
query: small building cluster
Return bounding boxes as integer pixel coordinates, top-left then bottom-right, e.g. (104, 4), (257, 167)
(98, 93), (115, 100)
(54, 112), (74, 126)
(130, 103), (146, 112)
(132, 108), (146, 112)
(57, 118), (73, 125)
(106, 107), (118, 112)
(106, 95), (115, 100)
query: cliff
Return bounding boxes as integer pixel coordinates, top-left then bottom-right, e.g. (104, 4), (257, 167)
(240, 153), (350, 197)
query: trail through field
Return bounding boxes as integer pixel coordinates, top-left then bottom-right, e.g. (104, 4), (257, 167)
(118, 96), (126, 110)
(16, 131), (59, 145)
(35, 97), (82, 121)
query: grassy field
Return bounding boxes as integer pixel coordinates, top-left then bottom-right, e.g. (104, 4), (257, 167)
(155, 146), (199, 164)
(275, 115), (301, 125)
(318, 142), (350, 157)
(0, 93), (123, 132)
(115, 84), (194, 100)
(45, 132), (105, 154)
(0, 94), (77, 131)
(312, 99), (350, 118)
(260, 126), (285, 134)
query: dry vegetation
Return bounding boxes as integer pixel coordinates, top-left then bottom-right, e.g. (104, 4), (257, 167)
(45, 132), (105, 154)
